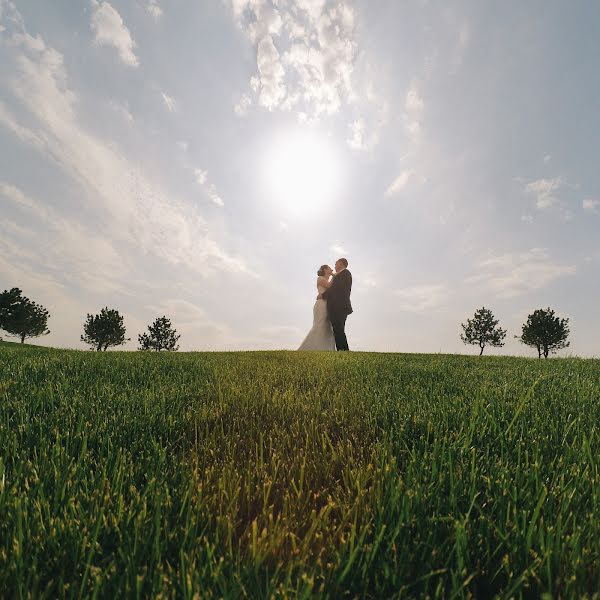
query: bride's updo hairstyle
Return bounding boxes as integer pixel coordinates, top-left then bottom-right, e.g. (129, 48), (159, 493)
(317, 265), (329, 276)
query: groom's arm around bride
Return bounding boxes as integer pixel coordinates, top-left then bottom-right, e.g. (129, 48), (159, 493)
(320, 258), (353, 351)
(321, 270), (352, 313)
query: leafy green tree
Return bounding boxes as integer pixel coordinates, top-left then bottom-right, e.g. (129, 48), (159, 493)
(517, 307), (570, 359)
(0, 287), (50, 343)
(138, 316), (180, 351)
(460, 306), (507, 355)
(81, 307), (129, 351)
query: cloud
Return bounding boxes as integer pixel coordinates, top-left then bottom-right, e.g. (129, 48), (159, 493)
(194, 168), (207, 185)
(543, 154), (551, 163)
(583, 199), (600, 214)
(141, 298), (235, 350)
(0, 182), (129, 294)
(234, 92), (252, 116)
(466, 248), (576, 298)
(90, 0), (139, 67)
(402, 83), (424, 141)
(228, 1), (385, 151)
(354, 277), (376, 293)
(524, 177), (564, 209)
(256, 35), (286, 109)
(145, 0), (162, 20)
(239, 0), (283, 42)
(228, 0), (357, 119)
(207, 185), (225, 207)
(148, 299), (206, 324)
(346, 91), (387, 151)
(347, 118), (365, 150)
(394, 284), (450, 313)
(385, 169), (413, 197)
(0, 238), (87, 348)
(194, 169), (224, 207)
(330, 243), (347, 256)
(161, 92), (176, 112)
(405, 85), (424, 113)
(0, 181), (36, 210)
(0, 7), (241, 274)
(108, 99), (134, 123)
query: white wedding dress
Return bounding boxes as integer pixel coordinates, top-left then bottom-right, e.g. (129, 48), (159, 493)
(298, 276), (336, 351)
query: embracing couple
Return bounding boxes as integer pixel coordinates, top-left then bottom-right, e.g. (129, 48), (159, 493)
(298, 258), (353, 351)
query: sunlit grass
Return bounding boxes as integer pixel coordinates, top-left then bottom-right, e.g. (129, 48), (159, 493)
(1, 344), (599, 597)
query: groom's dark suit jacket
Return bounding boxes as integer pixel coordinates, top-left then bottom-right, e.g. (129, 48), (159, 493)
(322, 269), (353, 318)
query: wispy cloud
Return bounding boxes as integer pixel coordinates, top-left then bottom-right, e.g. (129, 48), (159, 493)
(405, 86), (424, 112)
(354, 278), (376, 293)
(161, 92), (176, 112)
(148, 299), (206, 324)
(234, 92), (252, 116)
(90, 0), (139, 67)
(385, 169), (413, 197)
(394, 284), (450, 313)
(194, 169), (207, 185)
(1, 6), (241, 274)
(108, 99), (134, 123)
(524, 177), (564, 209)
(0, 182), (129, 294)
(466, 248), (576, 298)
(145, 0), (162, 20)
(403, 83), (424, 141)
(583, 199), (600, 214)
(347, 118), (365, 150)
(194, 168), (224, 207)
(1, 182), (37, 212)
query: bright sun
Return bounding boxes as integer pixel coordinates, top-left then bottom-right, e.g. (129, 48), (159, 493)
(262, 128), (342, 217)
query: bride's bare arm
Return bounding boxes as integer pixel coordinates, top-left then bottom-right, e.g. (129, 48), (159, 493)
(318, 276), (332, 288)
(317, 276), (335, 299)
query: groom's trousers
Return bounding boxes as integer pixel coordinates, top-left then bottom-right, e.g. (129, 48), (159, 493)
(331, 314), (349, 351)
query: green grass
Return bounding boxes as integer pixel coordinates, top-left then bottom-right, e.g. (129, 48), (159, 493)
(1, 345), (599, 598)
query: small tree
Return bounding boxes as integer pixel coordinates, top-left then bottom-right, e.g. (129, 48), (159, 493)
(517, 307), (570, 359)
(0, 287), (50, 343)
(460, 306), (507, 355)
(138, 316), (180, 351)
(81, 307), (129, 351)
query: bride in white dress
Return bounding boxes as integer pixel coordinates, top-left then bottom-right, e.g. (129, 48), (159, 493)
(298, 264), (336, 351)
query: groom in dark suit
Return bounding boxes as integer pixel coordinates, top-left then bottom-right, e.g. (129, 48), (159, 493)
(320, 258), (353, 351)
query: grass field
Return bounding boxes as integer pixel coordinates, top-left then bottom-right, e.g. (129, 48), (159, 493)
(1, 342), (599, 598)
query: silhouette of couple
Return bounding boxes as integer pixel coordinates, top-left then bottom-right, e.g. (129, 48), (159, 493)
(298, 258), (352, 351)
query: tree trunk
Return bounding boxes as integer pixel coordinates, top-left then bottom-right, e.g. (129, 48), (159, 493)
(479, 345), (484, 356)
(537, 345), (541, 359)
(97, 343), (102, 351)
(20, 333), (25, 343)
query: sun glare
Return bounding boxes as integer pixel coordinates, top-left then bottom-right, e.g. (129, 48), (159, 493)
(262, 129), (342, 217)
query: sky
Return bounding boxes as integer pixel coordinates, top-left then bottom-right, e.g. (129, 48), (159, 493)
(0, 0), (599, 356)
